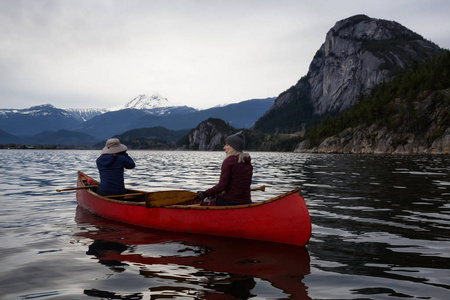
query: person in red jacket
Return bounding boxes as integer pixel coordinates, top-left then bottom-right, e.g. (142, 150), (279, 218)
(197, 131), (253, 206)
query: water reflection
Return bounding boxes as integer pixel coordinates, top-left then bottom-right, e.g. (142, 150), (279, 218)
(73, 206), (311, 299)
(2, 150), (449, 299)
(301, 154), (450, 299)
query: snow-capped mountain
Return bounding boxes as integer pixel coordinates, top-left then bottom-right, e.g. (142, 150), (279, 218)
(0, 96), (275, 144)
(122, 92), (177, 110)
(0, 104), (84, 136)
(118, 92), (197, 116)
(66, 108), (109, 122)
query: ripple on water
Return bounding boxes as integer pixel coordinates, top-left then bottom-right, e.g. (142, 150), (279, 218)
(1, 150), (449, 299)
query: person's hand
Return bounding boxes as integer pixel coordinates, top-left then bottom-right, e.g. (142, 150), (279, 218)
(196, 191), (206, 200)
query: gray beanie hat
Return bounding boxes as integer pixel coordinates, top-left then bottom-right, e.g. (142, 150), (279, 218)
(226, 131), (245, 152)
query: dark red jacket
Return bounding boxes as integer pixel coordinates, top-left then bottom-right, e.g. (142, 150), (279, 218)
(205, 155), (253, 204)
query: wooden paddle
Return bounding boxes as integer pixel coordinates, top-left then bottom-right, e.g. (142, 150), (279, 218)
(145, 185), (266, 208)
(56, 180), (137, 193)
(145, 190), (199, 208)
(56, 185), (98, 192)
(251, 185), (265, 192)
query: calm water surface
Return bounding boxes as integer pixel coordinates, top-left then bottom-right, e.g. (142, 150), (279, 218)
(0, 150), (449, 299)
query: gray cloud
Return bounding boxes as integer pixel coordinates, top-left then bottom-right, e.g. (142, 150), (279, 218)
(0, 0), (449, 109)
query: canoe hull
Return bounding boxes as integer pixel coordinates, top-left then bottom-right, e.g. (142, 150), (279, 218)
(76, 172), (311, 246)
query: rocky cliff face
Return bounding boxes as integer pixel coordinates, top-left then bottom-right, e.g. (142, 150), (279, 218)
(295, 89), (450, 154)
(309, 14), (443, 114)
(260, 15), (443, 132)
(182, 118), (234, 151)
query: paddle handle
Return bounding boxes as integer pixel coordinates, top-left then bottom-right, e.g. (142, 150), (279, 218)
(56, 185), (98, 192)
(104, 192), (146, 198)
(251, 185), (265, 192)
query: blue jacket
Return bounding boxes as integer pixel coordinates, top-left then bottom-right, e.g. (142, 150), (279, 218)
(96, 152), (135, 196)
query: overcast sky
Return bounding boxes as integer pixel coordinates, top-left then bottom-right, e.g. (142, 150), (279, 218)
(1, 0), (449, 110)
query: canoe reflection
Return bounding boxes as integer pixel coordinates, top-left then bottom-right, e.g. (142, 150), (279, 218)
(74, 206), (311, 299)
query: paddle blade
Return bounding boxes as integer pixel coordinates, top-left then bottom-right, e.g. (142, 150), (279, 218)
(251, 185), (265, 192)
(145, 190), (199, 208)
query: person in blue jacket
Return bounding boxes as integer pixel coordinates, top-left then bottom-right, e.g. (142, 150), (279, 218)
(96, 138), (135, 196)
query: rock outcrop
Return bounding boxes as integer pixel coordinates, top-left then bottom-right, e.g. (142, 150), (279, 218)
(180, 118), (234, 151)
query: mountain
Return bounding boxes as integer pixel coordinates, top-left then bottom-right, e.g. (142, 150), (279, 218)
(65, 108), (108, 122)
(115, 126), (190, 143)
(73, 109), (150, 139)
(0, 129), (22, 144)
(75, 97), (275, 139)
(0, 105), (107, 136)
(254, 15), (444, 134)
(28, 130), (101, 147)
(130, 97), (275, 131)
(120, 93), (197, 116)
(93, 127), (191, 150)
(295, 51), (450, 154)
(177, 118), (236, 151)
(0, 92), (196, 139)
(122, 93), (175, 110)
(142, 105), (198, 116)
(176, 119), (268, 151)
(0, 128), (100, 147)
(0, 95), (274, 146)
(0, 104), (84, 136)
(121, 92), (197, 116)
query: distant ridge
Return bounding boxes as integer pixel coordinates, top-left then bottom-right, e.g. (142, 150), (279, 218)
(0, 97), (274, 145)
(0, 104), (83, 136)
(65, 108), (109, 122)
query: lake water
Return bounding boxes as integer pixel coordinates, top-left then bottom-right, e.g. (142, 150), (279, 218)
(0, 150), (449, 300)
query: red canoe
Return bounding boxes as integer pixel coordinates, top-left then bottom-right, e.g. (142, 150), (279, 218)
(74, 206), (311, 299)
(75, 171), (311, 246)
